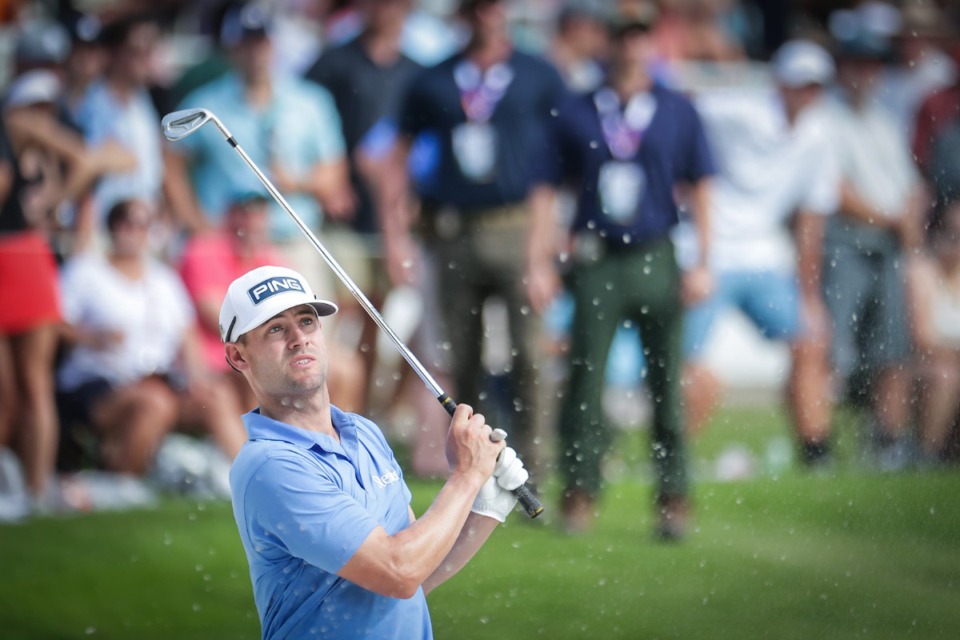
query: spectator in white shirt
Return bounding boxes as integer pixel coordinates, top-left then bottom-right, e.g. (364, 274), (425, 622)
(820, 28), (928, 471)
(56, 199), (247, 475)
(678, 39), (840, 467)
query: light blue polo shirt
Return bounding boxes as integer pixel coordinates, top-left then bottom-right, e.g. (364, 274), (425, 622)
(230, 405), (433, 639)
(175, 71), (346, 240)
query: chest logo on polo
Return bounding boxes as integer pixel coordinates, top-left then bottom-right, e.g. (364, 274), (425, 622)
(372, 469), (400, 489)
(247, 277), (305, 305)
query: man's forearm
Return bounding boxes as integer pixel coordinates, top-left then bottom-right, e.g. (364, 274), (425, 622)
(423, 512), (498, 595)
(526, 184), (557, 269)
(690, 179), (712, 267)
(795, 211), (824, 297)
(339, 471), (486, 599)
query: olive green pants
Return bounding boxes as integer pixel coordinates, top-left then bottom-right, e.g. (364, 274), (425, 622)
(559, 238), (688, 502)
(429, 211), (543, 473)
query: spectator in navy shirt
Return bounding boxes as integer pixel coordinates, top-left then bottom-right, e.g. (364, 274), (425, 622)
(526, 3), (715, 539)
(382, 0), (569, 480)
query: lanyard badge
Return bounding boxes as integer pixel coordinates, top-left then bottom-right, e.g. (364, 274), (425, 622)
(451, 61), (514, 183)
(593, 88), (657, 224)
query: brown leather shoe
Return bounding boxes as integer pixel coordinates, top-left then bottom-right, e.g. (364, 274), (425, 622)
(561, 489), (596, 535)
(655, 495), (689, 542)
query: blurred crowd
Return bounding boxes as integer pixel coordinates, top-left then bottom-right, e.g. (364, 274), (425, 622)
(1, 0), (959, 538)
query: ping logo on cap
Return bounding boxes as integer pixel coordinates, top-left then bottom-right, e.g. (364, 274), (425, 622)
(247, 276), (306, 305)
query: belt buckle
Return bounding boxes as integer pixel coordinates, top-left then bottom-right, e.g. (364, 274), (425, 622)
(573, 231), (604, 263)
(434, 207), (462, 240)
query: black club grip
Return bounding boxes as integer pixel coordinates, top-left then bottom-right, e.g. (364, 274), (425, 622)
(438, 394), (543, 519)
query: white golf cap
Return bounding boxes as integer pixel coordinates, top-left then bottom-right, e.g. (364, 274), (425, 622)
(219, 266), (337, 343)
(771, 39), (835, 88)
(4, 69), (61, 109)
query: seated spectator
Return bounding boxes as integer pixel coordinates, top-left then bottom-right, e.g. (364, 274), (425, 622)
(908, 200), (960, 465)
(56, 199), (247, 475)
(178, 191), (285, 413)
(178, 190), (367, 414)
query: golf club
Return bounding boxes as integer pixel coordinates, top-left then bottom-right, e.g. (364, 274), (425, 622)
(161, 108), (542, 518)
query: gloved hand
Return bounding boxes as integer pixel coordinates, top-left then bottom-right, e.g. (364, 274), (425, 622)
(471, 446), (529, 522)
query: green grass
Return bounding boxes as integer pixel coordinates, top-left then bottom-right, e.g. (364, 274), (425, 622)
(1, 405), (958, 639)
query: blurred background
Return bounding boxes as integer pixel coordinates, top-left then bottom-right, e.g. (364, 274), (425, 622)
(1, 0), (959, 637)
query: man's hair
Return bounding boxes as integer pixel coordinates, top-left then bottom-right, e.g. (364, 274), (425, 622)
(458, 0), (500, 18)
(105, 199), (135, 232)
(97, 12), (158, 50)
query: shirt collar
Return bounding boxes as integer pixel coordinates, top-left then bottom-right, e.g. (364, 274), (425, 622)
(242, 405), (357, 453)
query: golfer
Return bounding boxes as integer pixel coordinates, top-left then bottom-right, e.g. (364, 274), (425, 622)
(221, 265), (527, 639)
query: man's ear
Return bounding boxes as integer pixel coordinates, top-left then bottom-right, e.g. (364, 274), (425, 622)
(224, 343), (248, 373)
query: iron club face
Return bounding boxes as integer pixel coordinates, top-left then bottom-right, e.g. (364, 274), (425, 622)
(160, 108), (215, 141)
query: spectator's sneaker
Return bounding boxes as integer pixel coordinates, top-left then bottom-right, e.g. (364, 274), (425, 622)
(875, 437), (915, 473)
(0, 447), (30, 523)
(60, 471), (156, 512)
(149, 434), (232, 500)
(560, 489), (596, 535)
(799, 440), (834, 473)
(655, 495), (689, 543)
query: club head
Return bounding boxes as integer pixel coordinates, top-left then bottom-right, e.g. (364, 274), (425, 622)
(161, 108), (213, 141)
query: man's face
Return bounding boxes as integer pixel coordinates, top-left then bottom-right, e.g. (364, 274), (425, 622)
(361, 0), (412, 32)
(110, 200), (152, 257)
(233, 34), (273, 82)
(838, 58), (884, 94)
(779, 83), (822, 118)
(615, 27), (657, 72)
(467, 0), (508, 38)
(226, 199), (269, 244)
(231, 305), (329, 402)
(120, 22), (160, 86)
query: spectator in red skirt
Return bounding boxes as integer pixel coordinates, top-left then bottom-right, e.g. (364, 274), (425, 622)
(0, 114), (63, 510)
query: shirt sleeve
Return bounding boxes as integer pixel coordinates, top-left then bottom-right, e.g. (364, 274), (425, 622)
(800, 127), (840, 217)
(678, 97), (717, 183)
(243, 452), (382, 574)
(304, 50), (335, 90)
(532, 103), (565, 187)
(58, 258), (90, 325)
(305, 83), (347, 162)
(398, 68), (431, 139)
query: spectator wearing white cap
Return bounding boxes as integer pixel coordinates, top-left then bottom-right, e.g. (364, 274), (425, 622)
(677, 38), (840, 467)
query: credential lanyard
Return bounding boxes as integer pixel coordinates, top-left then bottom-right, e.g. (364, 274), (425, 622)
(454, 60), (514, 123)
(594, 87), (657, 161)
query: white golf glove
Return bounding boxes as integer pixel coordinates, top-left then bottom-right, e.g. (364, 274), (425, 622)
(471, 446), (529, 523)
